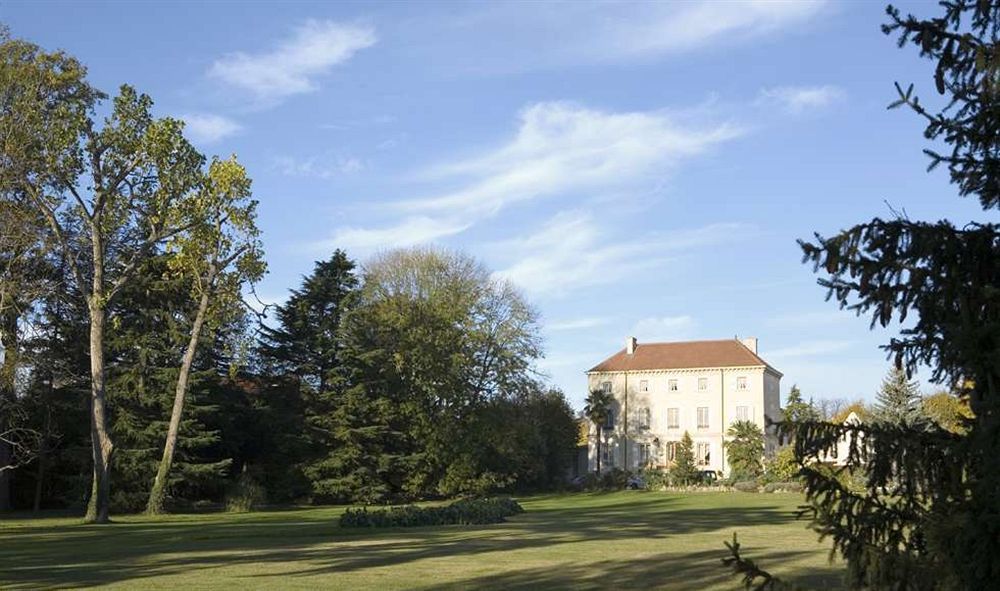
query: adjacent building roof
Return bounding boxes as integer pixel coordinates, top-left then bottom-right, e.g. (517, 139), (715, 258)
(587, 339), (781, 376)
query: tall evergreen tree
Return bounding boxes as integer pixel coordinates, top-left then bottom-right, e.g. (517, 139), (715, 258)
(872, 366), (923, 426)
(258, 251), (358, 501)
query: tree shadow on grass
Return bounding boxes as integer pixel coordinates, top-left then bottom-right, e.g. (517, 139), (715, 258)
(0, 494), (836, 589)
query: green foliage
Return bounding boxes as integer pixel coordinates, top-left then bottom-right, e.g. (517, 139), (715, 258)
(762, 481), (803, 494)
(725, 421), (765, 481)
(732, 481), (759, 493)
(672, 432), (698, 485)
(921, 390), (973, 435)
(339, 497), (524, 528)
(225, 470), (265, 513)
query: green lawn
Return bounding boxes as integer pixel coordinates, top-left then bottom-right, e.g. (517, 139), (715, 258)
(0, 491), (842, 590)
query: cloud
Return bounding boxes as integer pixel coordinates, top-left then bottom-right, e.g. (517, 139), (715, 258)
(767, 339), (856, 359)
(547, 317), (611, 332)
(208, 20), (376, 103)
(588, 0), (828, 62)
(630, 316), (697, 342)
(274, 154), (365, 178)
(181, 113), (242, 144)
(493, 211), (751, 297)
(403, 101), (743, 217)
(757, 85), (845, 114)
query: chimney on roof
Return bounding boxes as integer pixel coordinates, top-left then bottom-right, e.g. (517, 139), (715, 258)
(626, 336), (637, 355)
(741, 337), (758, 354)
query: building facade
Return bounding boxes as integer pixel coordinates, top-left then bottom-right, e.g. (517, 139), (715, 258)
(585, 337), (782, 476)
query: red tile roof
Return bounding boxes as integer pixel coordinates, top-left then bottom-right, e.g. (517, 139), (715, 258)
(587, 339), (780, 375)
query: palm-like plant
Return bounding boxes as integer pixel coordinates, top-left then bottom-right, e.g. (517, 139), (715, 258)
(584, 388), (613, 474)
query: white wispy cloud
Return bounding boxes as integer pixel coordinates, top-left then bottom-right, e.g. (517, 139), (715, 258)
(319, 100), (743, 255)
(589, 0), (828, 62)
(767, 339), (856, 359)
(402, 101), (743, 217)
(181, 113), (242, 144)
(274, 154), (364, 178)
(547, 317), (611, 332)
(757, 85), (845, 114)
(493, 210), (751, 297)
(208, 20), (376, 103)
(630, 315), (697, 342)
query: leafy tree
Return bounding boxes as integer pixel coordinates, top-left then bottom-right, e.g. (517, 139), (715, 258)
(672, 431), (698, 485)
(782, 385), (819, 423)
(584, 387), (612, 474)
(872, 366), (924, 426)
(1, 37), (208, 522)
(921, 390), (973, 435)
(725, 421), (765, 481)
(327, 247), (542, 502)
(729, 3), (1000, 588)
(146, 156), (265, 515)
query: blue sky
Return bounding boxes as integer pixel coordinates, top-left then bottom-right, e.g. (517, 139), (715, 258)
(5, 0), (989, 409)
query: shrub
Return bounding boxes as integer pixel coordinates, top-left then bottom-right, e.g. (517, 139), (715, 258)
(763, 481), (804, 493)
(226, 471), (266, 513)
(642, 468), (670, 491)
(763, 446), (799, 484)
(340, 497), (524, 528)
(732, 480), (760, 493)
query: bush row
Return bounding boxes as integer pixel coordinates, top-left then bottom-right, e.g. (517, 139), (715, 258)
(340, 497), (524, 528)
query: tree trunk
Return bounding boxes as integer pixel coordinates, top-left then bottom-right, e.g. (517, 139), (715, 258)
(595, 426), (602, 475)
(84, 302), (114, 523)
(84, 228), (114, 524)
(146, 282), (212, 515)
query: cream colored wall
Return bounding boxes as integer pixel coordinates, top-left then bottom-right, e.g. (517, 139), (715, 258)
(586, 366), (780, 476)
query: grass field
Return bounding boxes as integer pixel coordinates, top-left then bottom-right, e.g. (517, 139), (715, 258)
(0, 491), (842, 590)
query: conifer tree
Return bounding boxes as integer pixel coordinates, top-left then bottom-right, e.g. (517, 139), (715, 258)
(872, 366), (923, 426)
(725, 421), (765, 481)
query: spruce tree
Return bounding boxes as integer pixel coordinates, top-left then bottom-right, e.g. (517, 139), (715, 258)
(872, 366), (923, 426)
(728, 2), (1000, 588)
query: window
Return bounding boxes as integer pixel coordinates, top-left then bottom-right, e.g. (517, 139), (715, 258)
(697, 407), (709, 429)
(696, 442), (711, 466)
(638, 443), (650, 467)
(668, 379), (679, 392)
(665, 441), (677, 463)
(603, 409), (615, 430)
(736, 376), (748, 391)
(602, 444), (613, 467)
(639, 379), (649, 392)
(637, 407), (651, 430)
(736, 406), (750, 421)
(698, 377), (708, 391)
(666, 408), (680, 429)
(601, 381), (612, 393)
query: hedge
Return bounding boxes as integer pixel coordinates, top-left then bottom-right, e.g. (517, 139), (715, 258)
(340, 497), (524, 528)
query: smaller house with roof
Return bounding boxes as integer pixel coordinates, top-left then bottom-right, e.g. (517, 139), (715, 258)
(586, 336), (782, 476)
